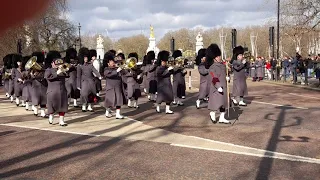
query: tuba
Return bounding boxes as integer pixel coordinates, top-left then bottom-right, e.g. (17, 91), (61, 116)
(25, 56), (42, 71)
(124, 57), (137, 69)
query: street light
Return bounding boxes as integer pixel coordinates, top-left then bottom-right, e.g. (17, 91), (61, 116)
(277, 0), (280, 60)
(78, 23), (82, 49)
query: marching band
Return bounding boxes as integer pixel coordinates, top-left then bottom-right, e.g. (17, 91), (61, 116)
(1, 43), (250, 126)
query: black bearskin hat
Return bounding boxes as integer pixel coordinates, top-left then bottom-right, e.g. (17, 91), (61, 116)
(6, 54), (14, 69)
(146, 51), (155, 65)
(103, 52), (115, 68)
(3, 54), (9, 68)
(232, 46), (244, 60)
(12, 54), (23, 68)
(32, 52), (45, 64)
(65, 48), (77, 63)
(128, 52), (138, 60)
(89, 49), (97, 59)
(142, 55), (147, 66)
(206, 44), (221, 67)
(78, 47), (90, 65)
(108, 49), (116, 56)
(157, 50), (170, 66)
(195, 48), (206, 66)
(45, 51), (61, 69)
(172, 50), (182, 59)
(116, 53), (125, 60)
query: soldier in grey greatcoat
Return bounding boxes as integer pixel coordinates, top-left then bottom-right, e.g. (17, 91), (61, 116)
(249, 60), (256, 81)
(30, 51), (48, 117)
(21, 56), (33, 111)
(45, 58), (68, 126)
(7, 54), (15, 102)
(125, 52), (143, 108)
(65, 48), (80, 107)
(172, 50), (187, 106)
(141, 55), (148, 93)
(104, 54), (126, 119)
(255, 57), (264, 81)
(231, 46), (248, 106)
(3, 54), (12, 98)
(206, 44), (230, 124)
(77, 47), (102, 112)
(155, 50), (174, 114)
(90, 49), (102, 96)
(11, 54), (25, 106)
(195, 48), (209, 109)
(145, 51), (158, 101)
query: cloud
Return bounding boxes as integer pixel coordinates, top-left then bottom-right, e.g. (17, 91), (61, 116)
(67, 0), (277, 39)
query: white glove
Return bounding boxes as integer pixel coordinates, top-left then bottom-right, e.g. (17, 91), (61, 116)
(218, 87), (223, 93)
(116, 67), (122, 72)
(99, 77), (102, 80)
(137, 75), (141, 79)
(242, 60), (246, 64)
(168, 66), (174, 71)
(226, 77), (230, 81)
(18, 78), (23, 82)
(57, 69), (62, 74)
(77, 87), (81, 90)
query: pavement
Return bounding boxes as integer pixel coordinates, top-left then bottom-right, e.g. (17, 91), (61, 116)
(0, 75), (320, 179)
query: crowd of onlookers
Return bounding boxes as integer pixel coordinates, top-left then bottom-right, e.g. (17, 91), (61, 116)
(248, 53), (320, 86)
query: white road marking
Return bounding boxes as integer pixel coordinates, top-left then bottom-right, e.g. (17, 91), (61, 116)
(170, 144), (320, 164)
(288, 93), (320, 100)
(0, 124), (101, 137)
(250, 101), (308, 110)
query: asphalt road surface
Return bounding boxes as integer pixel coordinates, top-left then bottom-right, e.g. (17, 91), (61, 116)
(0, 79), (320, 180)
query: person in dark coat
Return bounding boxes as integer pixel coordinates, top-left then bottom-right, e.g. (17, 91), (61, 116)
(231, 46), (248, 106)
(21, 55), (33, 111)
(172, 50), (187, 106)
(125, 52), (143, 108)
(77, 47), (102, 112)
(8, 54), (15, 102)
(155, 50), (174, 114)
(195, 48), (209, 109)
(65, 48), (80, 107)
(104, 54), (126, 119)
(116, 52), (128, 97)
(255, 57), (264, 81)
(141, 55), (148, 93)
(250, 59), (256, 81)
(3, 54), (12, 98)
(90, 49), (102, 96)
(11, 54), (25, 107)
(145, 51), (158, 101)
(206, 44), (230, 124)
(45, 58), (69, 126)
(30, 51), (48, 117)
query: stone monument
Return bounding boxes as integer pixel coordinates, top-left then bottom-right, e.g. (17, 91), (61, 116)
(196, 32), (204, 54)
(146, 25), (160, 56)
(96, 35), (104, 60)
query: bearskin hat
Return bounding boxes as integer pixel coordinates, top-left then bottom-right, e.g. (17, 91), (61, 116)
(31, 52), (45, 64)
(172, 50), (182, 59)
(12, 54), (23, 68)
(108, 49), (116, 56)
(78, 47), (90, 65)
(65, 48), (77, 63)
(45, 51), (61, 69)
(195, 48), (206, 66)
(146, 51), (155, 65)
(128, 52), (138, 60)
(89, 49), (97, 59)
(102, 52), (115, 68)
(116, 53), (125, 60)
(232, 46), (244, 60)
(3, 54), (9, 68)
(206, 44), (221, 67)
(157, 50), (170, 66)
(5, 54), (14, 69)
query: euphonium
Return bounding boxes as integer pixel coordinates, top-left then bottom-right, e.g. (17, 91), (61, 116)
(174, 56), (185, 68)
(25, 56), (42, 71)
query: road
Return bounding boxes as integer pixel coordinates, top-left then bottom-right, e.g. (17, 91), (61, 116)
(0, 78), (320, 179)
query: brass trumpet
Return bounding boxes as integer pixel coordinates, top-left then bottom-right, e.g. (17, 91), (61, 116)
(58, 63), (71, 72)
(25, 56), (42, 71)
(117, 57), (137, 69)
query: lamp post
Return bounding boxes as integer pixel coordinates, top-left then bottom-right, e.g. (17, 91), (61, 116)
(170, 37), (175, 55)
(17, 39), (22, 54)
(277, 0), (280, 60)
(78, 23), (82, 49)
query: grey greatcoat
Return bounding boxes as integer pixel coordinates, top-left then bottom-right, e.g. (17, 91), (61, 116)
(31, 70), (48, 106)
(141, 66), (148, 90)
(156, 66), (174, 104)
(198, 63), (210, 99)
(125, 69), (142, 100)
(65, 66), (80, 99)
(21, 70), (32, 102)
(104, 67), (126, 108)
(12, 68), (24, 97)
(207, 62), (228, 111)
(249, 62), (256, 78)
(232, 60), (248, 97)
(3, 68), (10, 94)
(172, 68), (186, 98)
(8, 69), (14, 96)
(45, 68), (68, 114)
(146, 64), (158, 94)
(77, 63), (101, 104)
(255, 60), (264, 78)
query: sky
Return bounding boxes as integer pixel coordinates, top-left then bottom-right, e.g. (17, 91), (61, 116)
(67, 0), (277, 40)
